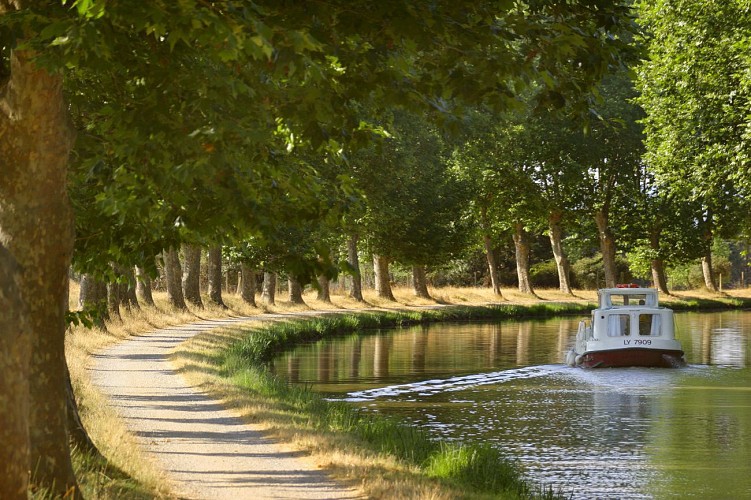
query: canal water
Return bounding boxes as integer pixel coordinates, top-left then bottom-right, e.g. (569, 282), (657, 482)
(269, 311), (751, 499)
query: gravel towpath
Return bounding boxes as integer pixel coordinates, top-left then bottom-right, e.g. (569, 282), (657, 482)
(89, 316), (361, 500)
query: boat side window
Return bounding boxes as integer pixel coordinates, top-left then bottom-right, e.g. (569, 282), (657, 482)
(607, 314), (630, 337)
(638, 314), (661, 336)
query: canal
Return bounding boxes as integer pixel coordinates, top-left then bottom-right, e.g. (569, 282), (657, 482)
(269, 310), (751, 499)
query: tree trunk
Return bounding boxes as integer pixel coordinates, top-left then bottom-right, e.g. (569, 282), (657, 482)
(548, 211), (573, 295)
(373, 254), (395, 301)
(239, 263), (257, 307)
(648, 226), (670, 294)
(181, 244), (203, 308)
(164, 247), (188, 310)
(594, 209), (617, 288)
(512, 223), (535, 295)
(412, 265), (431, 299)
(261, 272), (276, 305)
(483, 234), (503, 297)
(317, 274), (332, 303)
(207, 246), (226, 307)
(117, 264), (139, 311)
(347, 234), (364, 302)
(79, 274), (109, 328)
(700, 211), (718, 292)
(106, 280), (122, 321)
(702, 253), (718, 292)
(0, 246), (30, 498)
(135, 266), (155, 306)
(0, 46), (79, 495)
(288, 276), (305, 304)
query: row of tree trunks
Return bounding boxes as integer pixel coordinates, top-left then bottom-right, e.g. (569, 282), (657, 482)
(0, 45), (79, 495)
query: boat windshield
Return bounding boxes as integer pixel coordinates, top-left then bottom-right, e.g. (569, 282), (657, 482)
(605, 293), (656, 307)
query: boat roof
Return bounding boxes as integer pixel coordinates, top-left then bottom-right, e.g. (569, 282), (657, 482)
(597, 287), (660, 309)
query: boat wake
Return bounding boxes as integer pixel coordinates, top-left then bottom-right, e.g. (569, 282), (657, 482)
(338, 364), (566, 402)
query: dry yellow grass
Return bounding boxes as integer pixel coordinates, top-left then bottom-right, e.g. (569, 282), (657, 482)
(67, 281), (748, 498)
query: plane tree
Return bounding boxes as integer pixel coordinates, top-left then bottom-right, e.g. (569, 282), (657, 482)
(356, 111), (471, 300)
(636, 0), (750, 291)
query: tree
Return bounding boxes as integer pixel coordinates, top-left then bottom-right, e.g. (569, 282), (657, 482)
(636, 0), (750, 291)
(577, 70), (645, 288)
(182, 245), (203, 308)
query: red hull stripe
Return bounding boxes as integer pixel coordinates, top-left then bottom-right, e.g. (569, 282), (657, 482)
(579, 348), (685, 368)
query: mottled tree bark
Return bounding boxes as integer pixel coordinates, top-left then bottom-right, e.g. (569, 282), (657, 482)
(135, 266), (154, 306)
(79, 273), (109, 328)
(288, 276), (305, 304)
(0, 45), (79, 494)
(548, 211), (573, 295)
(261, 272), (276, 305)
(649, 226), (669, 294)
(164, 247), (188, 310)
(702, 253), (718, 292)
(373, 254), (395, 301)
(106, 280), (122, 321)
(347, 234), (364, 302)
(594, 209), (617, 288)
(117, 264), (139, 311)
(239, 263), (257, 306)
(317, 274), (332, 303)
(700, 211), (718, 292)
(181, 244), (203, 308)
(412, 265), (431, 299)
(512, 223), (535, 295)
(207, 246), (226, 307)
(483, 235), (503, 297)
(480, 205), (503, 297)
(0, 246), (30, 499)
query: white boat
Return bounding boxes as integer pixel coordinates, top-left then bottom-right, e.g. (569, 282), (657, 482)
(565, 285), (685, 368)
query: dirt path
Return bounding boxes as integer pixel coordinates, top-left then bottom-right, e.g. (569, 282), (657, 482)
(89, 316), (361, 499)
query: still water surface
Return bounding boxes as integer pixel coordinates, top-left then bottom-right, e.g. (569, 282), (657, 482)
(269, 311), (751, 499)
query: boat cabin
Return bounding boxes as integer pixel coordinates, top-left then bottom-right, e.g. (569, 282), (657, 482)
(589, 287), (674, 341)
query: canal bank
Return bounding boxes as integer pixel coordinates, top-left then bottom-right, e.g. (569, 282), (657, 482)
(174, 294), (751, 499)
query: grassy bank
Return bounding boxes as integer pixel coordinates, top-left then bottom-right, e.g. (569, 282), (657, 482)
(68, 285), (751, 498)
